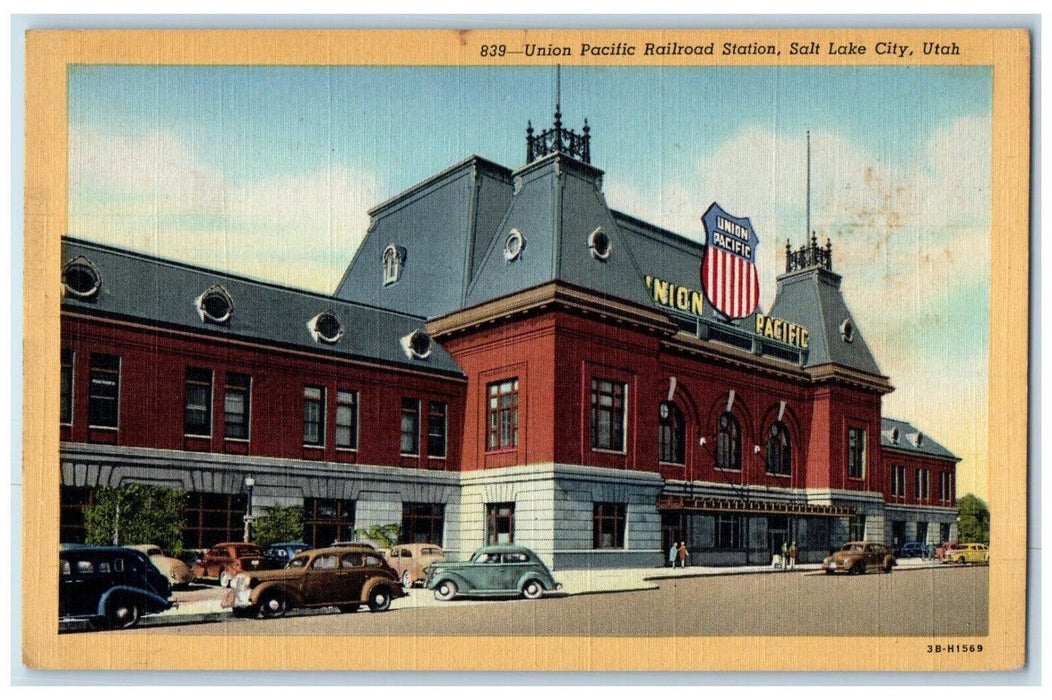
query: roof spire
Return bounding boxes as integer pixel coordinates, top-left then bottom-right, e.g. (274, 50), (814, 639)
(525, 65), (591, 164)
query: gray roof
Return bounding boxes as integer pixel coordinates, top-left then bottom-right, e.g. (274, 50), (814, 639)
(881, 418), (959, 461)
(768, 266), (882, 374)
(61, 238), (464, 377)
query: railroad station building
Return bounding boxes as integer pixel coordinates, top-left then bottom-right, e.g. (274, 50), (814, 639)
(58, 112), (960, 568)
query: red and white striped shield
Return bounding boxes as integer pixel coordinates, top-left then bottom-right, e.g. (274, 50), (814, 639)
(700, 202), (760, 319)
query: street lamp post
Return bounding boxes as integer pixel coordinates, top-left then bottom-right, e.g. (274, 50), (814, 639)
(243, 475), (255, 543)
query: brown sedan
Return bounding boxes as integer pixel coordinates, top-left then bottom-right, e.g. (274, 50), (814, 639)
(822, 541), (896, 575)
(191, 542), (271, 587)
(226, 546), (405, 618)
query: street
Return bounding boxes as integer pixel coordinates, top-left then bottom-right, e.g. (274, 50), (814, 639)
(137, 565), (988, 637)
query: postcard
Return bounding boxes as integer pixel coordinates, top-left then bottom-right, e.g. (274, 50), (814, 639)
(22, 26), (1029, 672)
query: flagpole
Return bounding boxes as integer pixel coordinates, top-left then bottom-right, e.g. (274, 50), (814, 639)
(806, 130), (811, 237)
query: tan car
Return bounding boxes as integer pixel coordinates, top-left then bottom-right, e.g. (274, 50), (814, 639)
(386, 543), (446, 588)
(822, 541), (896, 575)
(227, 545), (405, 618)
(944, 542), (989, 565)
(128, 544), (193, 588)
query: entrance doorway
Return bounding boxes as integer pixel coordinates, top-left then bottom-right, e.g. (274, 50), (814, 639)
(768, 515), (789, 556)
(661, 512), (684, 565)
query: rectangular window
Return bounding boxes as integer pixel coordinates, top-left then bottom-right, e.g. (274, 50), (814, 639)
(401, 502), (444, 545)
(847, 427), (866, 479)
(303, 386), (325, 446)
(849, 515), (867, 542)
(915, 468), (930, 500)
(223, 373), (251, 440)
(400, 398), (420, 455)
(427, 401), (447, 458)
(939, 472), (953, 502)
(184, 367), (213, 436)
(60, 348), (74, 425)
(88, 353), (120, 428)
(592, 502), (626, 549)
(182, 492), (248, 549)
(591, 378), (627, 452)
(486, 379), (519, 450)
(715, 514), (743, 549)
(892, 465), (906, 497)
(486, 502), (515, 545)
(335, 390), (359, 449)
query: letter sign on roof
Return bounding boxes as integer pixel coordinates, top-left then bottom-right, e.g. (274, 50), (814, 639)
(701, 202), (761, 319)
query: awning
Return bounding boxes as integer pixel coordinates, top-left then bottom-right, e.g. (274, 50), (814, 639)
(657, 494), (856, 517)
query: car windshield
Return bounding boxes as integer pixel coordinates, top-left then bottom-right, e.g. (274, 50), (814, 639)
(234, 546), (259, 557)
(422, 547), (442, 556)
(288, 555), (308, 568)
(843, 544), (863, 552)
(472, 552), (500, 563)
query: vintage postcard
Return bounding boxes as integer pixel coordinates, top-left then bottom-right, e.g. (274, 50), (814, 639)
(22, 26), (1029, 672)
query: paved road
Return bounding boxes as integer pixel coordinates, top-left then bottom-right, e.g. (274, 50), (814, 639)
(141, 566), (988, 637)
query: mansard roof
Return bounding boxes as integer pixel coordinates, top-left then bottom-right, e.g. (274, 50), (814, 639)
(60, 237), (465, 377)
(881, 417), (959, 461)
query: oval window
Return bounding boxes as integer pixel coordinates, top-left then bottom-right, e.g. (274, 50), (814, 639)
(309, 312), (344, 344)
(197, 285), (233, 324)
(588, 227), (611, 260)
(407, 329), (432, 359)
(503, 229), (526, 262)
(62, 257), (102, 298)
(839, 319), (855, 343)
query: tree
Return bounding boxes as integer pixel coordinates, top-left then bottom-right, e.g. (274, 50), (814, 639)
(252, 504), (304, 548)
(957, 493), (990, 544)
(83, 484), (185, 554)
(354, 523), (401, 549)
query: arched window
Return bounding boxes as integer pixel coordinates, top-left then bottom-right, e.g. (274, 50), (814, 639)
(658, 401), (685, 465)
(766, 422), (792, 476)
(716, 412), (741, 470)
(382, 245), (407, 286)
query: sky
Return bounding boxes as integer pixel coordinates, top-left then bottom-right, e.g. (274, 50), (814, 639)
(67, 64), (991, 500)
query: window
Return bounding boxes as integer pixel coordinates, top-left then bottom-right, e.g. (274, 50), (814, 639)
(591, 378), (626, 452)
(715, 514), (744, 549)
(849, 515), (867, 542)
(303, 498), (354, 547)
(716, 412), (741, 470)
(88, 353), (120, 428)
(503, 229), (525, 261)
(404, 330), (433, 360)
(765, 422), (791, 476)
(428, 401), (447, 458)
(487, 379), (519, 450)
(939, 472), (954, 503)
(183, 367), (213, 436)
(303, 386), (325, 446)
(593, 503), (626, 548)
(486, 503), (515, 545)
(892, 465), (907, 497)
(916, 521), (928, 543)
(60, 348), (74, 425)
(402, 502), (444, 545)
(335, 390), (358, 449)
(197, 284), (233, 324)
(588, 227), (611, 260)
(382, 245), (406, 286)
(308, 312), (343, 344)
(62, 256), (102, 298)
(915, 468), (930, 500)
(182, 492), (248, 549)
(658, 401), (685, 464)
(847, 427), (866, 479)
(401, 398), (420, 455)
(224, 373), (250, 439)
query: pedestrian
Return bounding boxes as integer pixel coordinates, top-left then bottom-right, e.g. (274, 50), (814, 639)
(788, 541), (798, 570)
(668, 541), (677, 568)
(676, 541), (689, 568)
(781, 541), (789, 571)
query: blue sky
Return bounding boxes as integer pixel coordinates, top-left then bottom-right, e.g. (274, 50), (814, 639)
(67, 64), (992, 498)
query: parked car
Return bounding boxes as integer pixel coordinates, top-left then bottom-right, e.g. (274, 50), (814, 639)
(264, 541), (311, 568)
(898, 541), (928, 559)
(936, 541), (960, 560)
(127, 544), (193, 588)
(226, 545), (405, 618)
(332, 540), (386, 557)
(191, 542), (271, 587)
(425, 544), (562, 600)
(822, 542), (896, 575)
(60, 546), (173, 629)
(386, 543), (446, 588)
(944, 542), (989, 565)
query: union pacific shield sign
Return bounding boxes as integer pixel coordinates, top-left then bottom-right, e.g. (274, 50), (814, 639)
(701, 202), (761, 319)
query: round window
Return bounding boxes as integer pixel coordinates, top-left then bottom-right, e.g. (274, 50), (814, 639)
(62, 257), (102, 298)
(839, 318), (855, 343)
(588, 227), (611, 260)
(197, 286), (233, 324)
(408, 329), (432, 359)
(503, 229), (526, 261)
(310, 312), (344, 344)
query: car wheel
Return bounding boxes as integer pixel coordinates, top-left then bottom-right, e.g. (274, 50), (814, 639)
(521, 580), (544, 600)
(401, 570), (412, 588)
(337, 605), (359, 614)
(219, 570), (232, 588)
(433, 580), (458, 601)
(259, 592), (288, 619)
(824, 568), (835, 575)
(105, 596), (141, 629)
(850, 561), (865, 575)
(232, 605), (259, 619)
(883, 560), (894, 573)
(956, 556), (966, 565)
(368, 587), (392, 613)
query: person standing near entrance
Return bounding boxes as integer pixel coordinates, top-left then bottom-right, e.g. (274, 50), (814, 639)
(781, 541), (789, 570)
(676, 541), (689, 568)
(788, 541), (798, 570)
(668, 541), (677, 568)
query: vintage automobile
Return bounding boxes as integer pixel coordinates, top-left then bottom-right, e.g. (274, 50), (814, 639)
(944, 542), (989, 564)
(386, 543), (447, 588)
(191, 542), (271, 587)
(264, 541), (311, 568)
(227, 545), (405, 618)
(127, 544), (194, 588)
(897, 541), (928, 559)
(425, 544), (562, 601)
(936, 541), (960, 560)
(60, 546), (174, 629)
(822, 541), (896, 575)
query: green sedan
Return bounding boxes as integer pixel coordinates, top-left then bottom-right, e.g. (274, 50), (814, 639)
(425, 544), (562, 601)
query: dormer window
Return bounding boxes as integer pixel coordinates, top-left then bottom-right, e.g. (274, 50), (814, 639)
(839, 318), (855, 343)
(588, 227), (611, 261)
(503, 229), (526, 262)
(915, 432), (924, 447)
(402, 329), (433, 360)
(382, 245), (407, 286)
(62, 256), (102, 299)
(308, 312), (344, 344)
(196, 284), (233, 324)
(891, 427), (900, 444)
